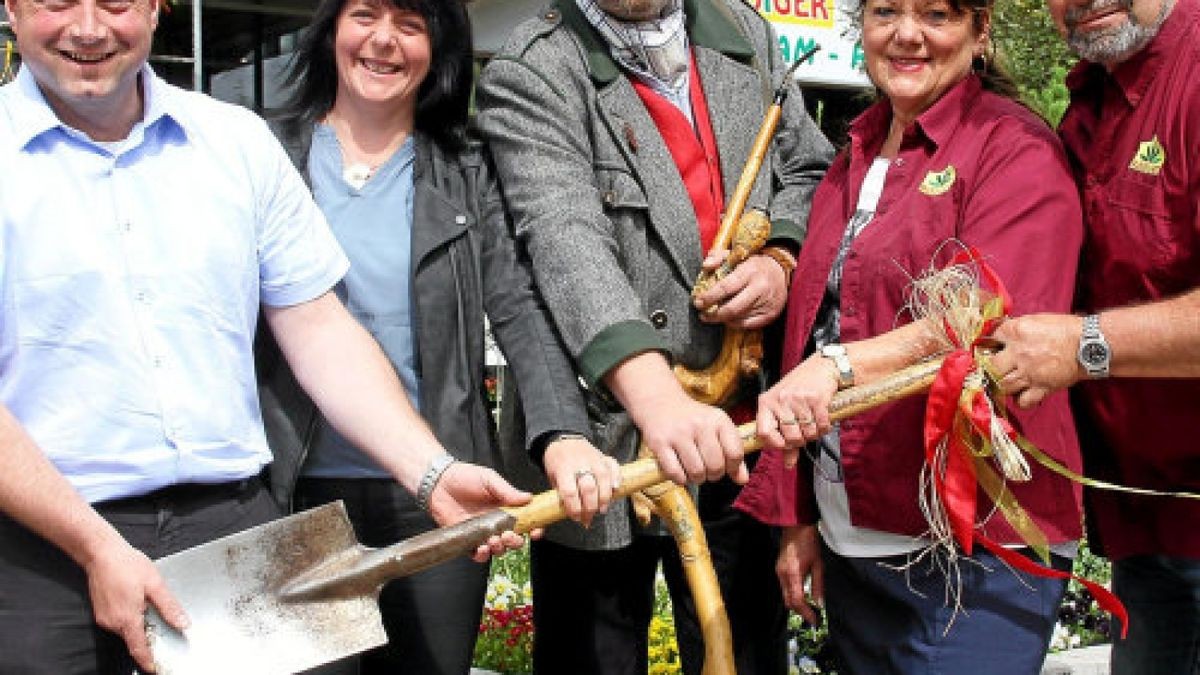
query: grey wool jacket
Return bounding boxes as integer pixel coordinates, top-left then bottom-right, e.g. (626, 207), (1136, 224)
(255, 124), (590, 511)
(476, 0), (834, 549)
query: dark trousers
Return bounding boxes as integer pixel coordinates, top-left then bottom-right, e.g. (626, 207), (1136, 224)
(0, 478), (278, 675)
(530, 480), (788, 675)
(822, 543), (1071, 675)
(294, 477), (489, 675)
(1110, 554), (1200, 675)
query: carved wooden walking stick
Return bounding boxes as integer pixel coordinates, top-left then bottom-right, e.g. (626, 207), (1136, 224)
(629, 48), (818, 675)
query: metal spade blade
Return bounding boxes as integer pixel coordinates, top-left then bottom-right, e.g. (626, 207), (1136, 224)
(147, 501), (386, 675)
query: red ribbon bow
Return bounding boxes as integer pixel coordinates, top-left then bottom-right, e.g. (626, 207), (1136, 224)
(921, 247), (1128, 638)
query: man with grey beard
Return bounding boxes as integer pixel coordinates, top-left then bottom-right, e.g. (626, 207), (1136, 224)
(989, 0), (1199, 671)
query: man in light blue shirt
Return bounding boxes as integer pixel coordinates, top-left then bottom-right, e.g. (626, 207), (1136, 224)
(0, 0), (531, 671)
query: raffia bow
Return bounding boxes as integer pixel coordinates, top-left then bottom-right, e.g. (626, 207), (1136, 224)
(912, 246), (1129, 638)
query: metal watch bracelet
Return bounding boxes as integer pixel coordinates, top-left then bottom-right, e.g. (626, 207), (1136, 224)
(415, 452), (457, 513)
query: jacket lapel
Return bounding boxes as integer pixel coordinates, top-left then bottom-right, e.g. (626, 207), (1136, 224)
(597, 78), (703, 286)
(410, 138), (469, 269)
(694, 45), (771, 216)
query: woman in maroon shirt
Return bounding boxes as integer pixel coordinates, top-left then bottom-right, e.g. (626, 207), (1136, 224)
(734, 0), (1086, 671)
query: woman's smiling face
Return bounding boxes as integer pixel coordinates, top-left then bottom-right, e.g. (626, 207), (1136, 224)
(861, 0), (988, 123)
(333, 0), (430, 115)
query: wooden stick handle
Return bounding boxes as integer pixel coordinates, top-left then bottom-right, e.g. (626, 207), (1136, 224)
(285, 357), (950, 599)
(710, 104), (782, 254)
(507, 357), (944, 532)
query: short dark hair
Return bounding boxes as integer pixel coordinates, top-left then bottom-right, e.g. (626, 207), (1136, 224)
(279, 0), (473, 151)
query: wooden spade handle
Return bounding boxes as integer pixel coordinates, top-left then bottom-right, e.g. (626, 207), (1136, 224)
(506, 357), (943, 532)
(280, 358), (944, 601)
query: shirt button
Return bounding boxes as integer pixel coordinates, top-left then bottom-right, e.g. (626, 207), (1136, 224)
(649, 310), (668, 329)
(603, 190), (617, 206)
(455, 215), (467, 225)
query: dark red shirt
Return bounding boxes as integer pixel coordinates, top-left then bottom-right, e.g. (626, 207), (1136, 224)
(737, 76), (1085, 545)
(1059, 0), (1200, 560)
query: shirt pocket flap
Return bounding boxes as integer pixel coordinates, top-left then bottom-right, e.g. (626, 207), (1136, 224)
(594, 166), (649, 211)
(1107, 175), (1170, 218)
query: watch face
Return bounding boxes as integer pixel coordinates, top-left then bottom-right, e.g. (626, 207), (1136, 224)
(1081, 342), (1109, 365)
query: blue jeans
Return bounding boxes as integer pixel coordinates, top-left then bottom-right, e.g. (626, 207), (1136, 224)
(822, 543), (1070, 675)
(1110, 555), (1200, 675)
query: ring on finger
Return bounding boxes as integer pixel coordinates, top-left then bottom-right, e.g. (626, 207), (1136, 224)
(779, 417), (800, 426)
(574, 468), (595, 481)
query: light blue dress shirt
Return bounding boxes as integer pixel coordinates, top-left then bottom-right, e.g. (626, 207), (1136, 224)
(302, 125), (419, 479)
(0, 66), (349, 503)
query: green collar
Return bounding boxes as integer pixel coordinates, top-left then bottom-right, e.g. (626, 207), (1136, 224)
(554, 0), (756, 85)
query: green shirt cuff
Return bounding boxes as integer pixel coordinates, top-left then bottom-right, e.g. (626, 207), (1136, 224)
(578, 320), (668, 387)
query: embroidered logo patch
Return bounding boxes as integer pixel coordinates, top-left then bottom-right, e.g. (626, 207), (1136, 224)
(1129, 136), (1165, 175)
(919, 166), (956, 196)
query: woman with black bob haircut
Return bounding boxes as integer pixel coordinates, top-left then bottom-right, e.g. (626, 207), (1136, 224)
(257, 0), (618, 672)
(277, 0), (472, 151)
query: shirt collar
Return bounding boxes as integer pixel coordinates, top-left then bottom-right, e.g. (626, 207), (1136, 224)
(1066, 0), (1196, 108)
(848, 74), (982, 154)
(556, 0), (754, 85)
(8, 63), (186, 150)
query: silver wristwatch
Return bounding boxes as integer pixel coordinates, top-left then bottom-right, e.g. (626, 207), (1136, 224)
(1077, 314), (1111, 379)
(820, 344), (855, 388)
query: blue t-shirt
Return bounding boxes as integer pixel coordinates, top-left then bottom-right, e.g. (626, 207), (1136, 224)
(303, 125), (420, 479)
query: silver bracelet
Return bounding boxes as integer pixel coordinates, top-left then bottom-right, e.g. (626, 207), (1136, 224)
(415, 452), (457, 513)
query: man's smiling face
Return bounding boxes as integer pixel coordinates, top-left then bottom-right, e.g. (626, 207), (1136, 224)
(4, 0), (157, 131)
(1048, 0), (1171, 65)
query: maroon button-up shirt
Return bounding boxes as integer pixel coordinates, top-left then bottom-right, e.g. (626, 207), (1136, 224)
(1059, 0), (1200, 561)
(737, 76), (1085, 545)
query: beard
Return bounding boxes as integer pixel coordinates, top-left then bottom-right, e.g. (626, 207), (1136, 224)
(595, 0), (671, 20)
(1064, 0), (1173, 64)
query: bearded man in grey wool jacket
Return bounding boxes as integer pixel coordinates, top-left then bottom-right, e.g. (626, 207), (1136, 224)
(477, 0), (834, 672)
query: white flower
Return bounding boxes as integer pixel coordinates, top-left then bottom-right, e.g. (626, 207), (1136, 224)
(1050, 623), (1071, 652)
(797, 656), (820, 674)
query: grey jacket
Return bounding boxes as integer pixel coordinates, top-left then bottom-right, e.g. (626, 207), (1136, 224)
(476, 0), (834, 549)
(256, 124), (590, 510)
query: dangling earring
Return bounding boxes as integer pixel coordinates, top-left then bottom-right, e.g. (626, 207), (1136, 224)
(972, 52), (987, 73)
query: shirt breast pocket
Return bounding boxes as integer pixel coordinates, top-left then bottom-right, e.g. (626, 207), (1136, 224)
(595, 166), (649, 213)
(1105, 175), (1188, 273)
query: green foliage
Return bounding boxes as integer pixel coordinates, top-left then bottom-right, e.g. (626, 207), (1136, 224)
(648, 577), (683, 675)
(1019, 66), (1072, 125)
(1052, 541), (1115, 651)
(992, 0), (1077, 124)
(788, 612), (838, 674)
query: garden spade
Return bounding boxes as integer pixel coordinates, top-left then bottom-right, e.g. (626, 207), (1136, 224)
(146, 500), (387, 674)
(146, 357), (942, 674)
